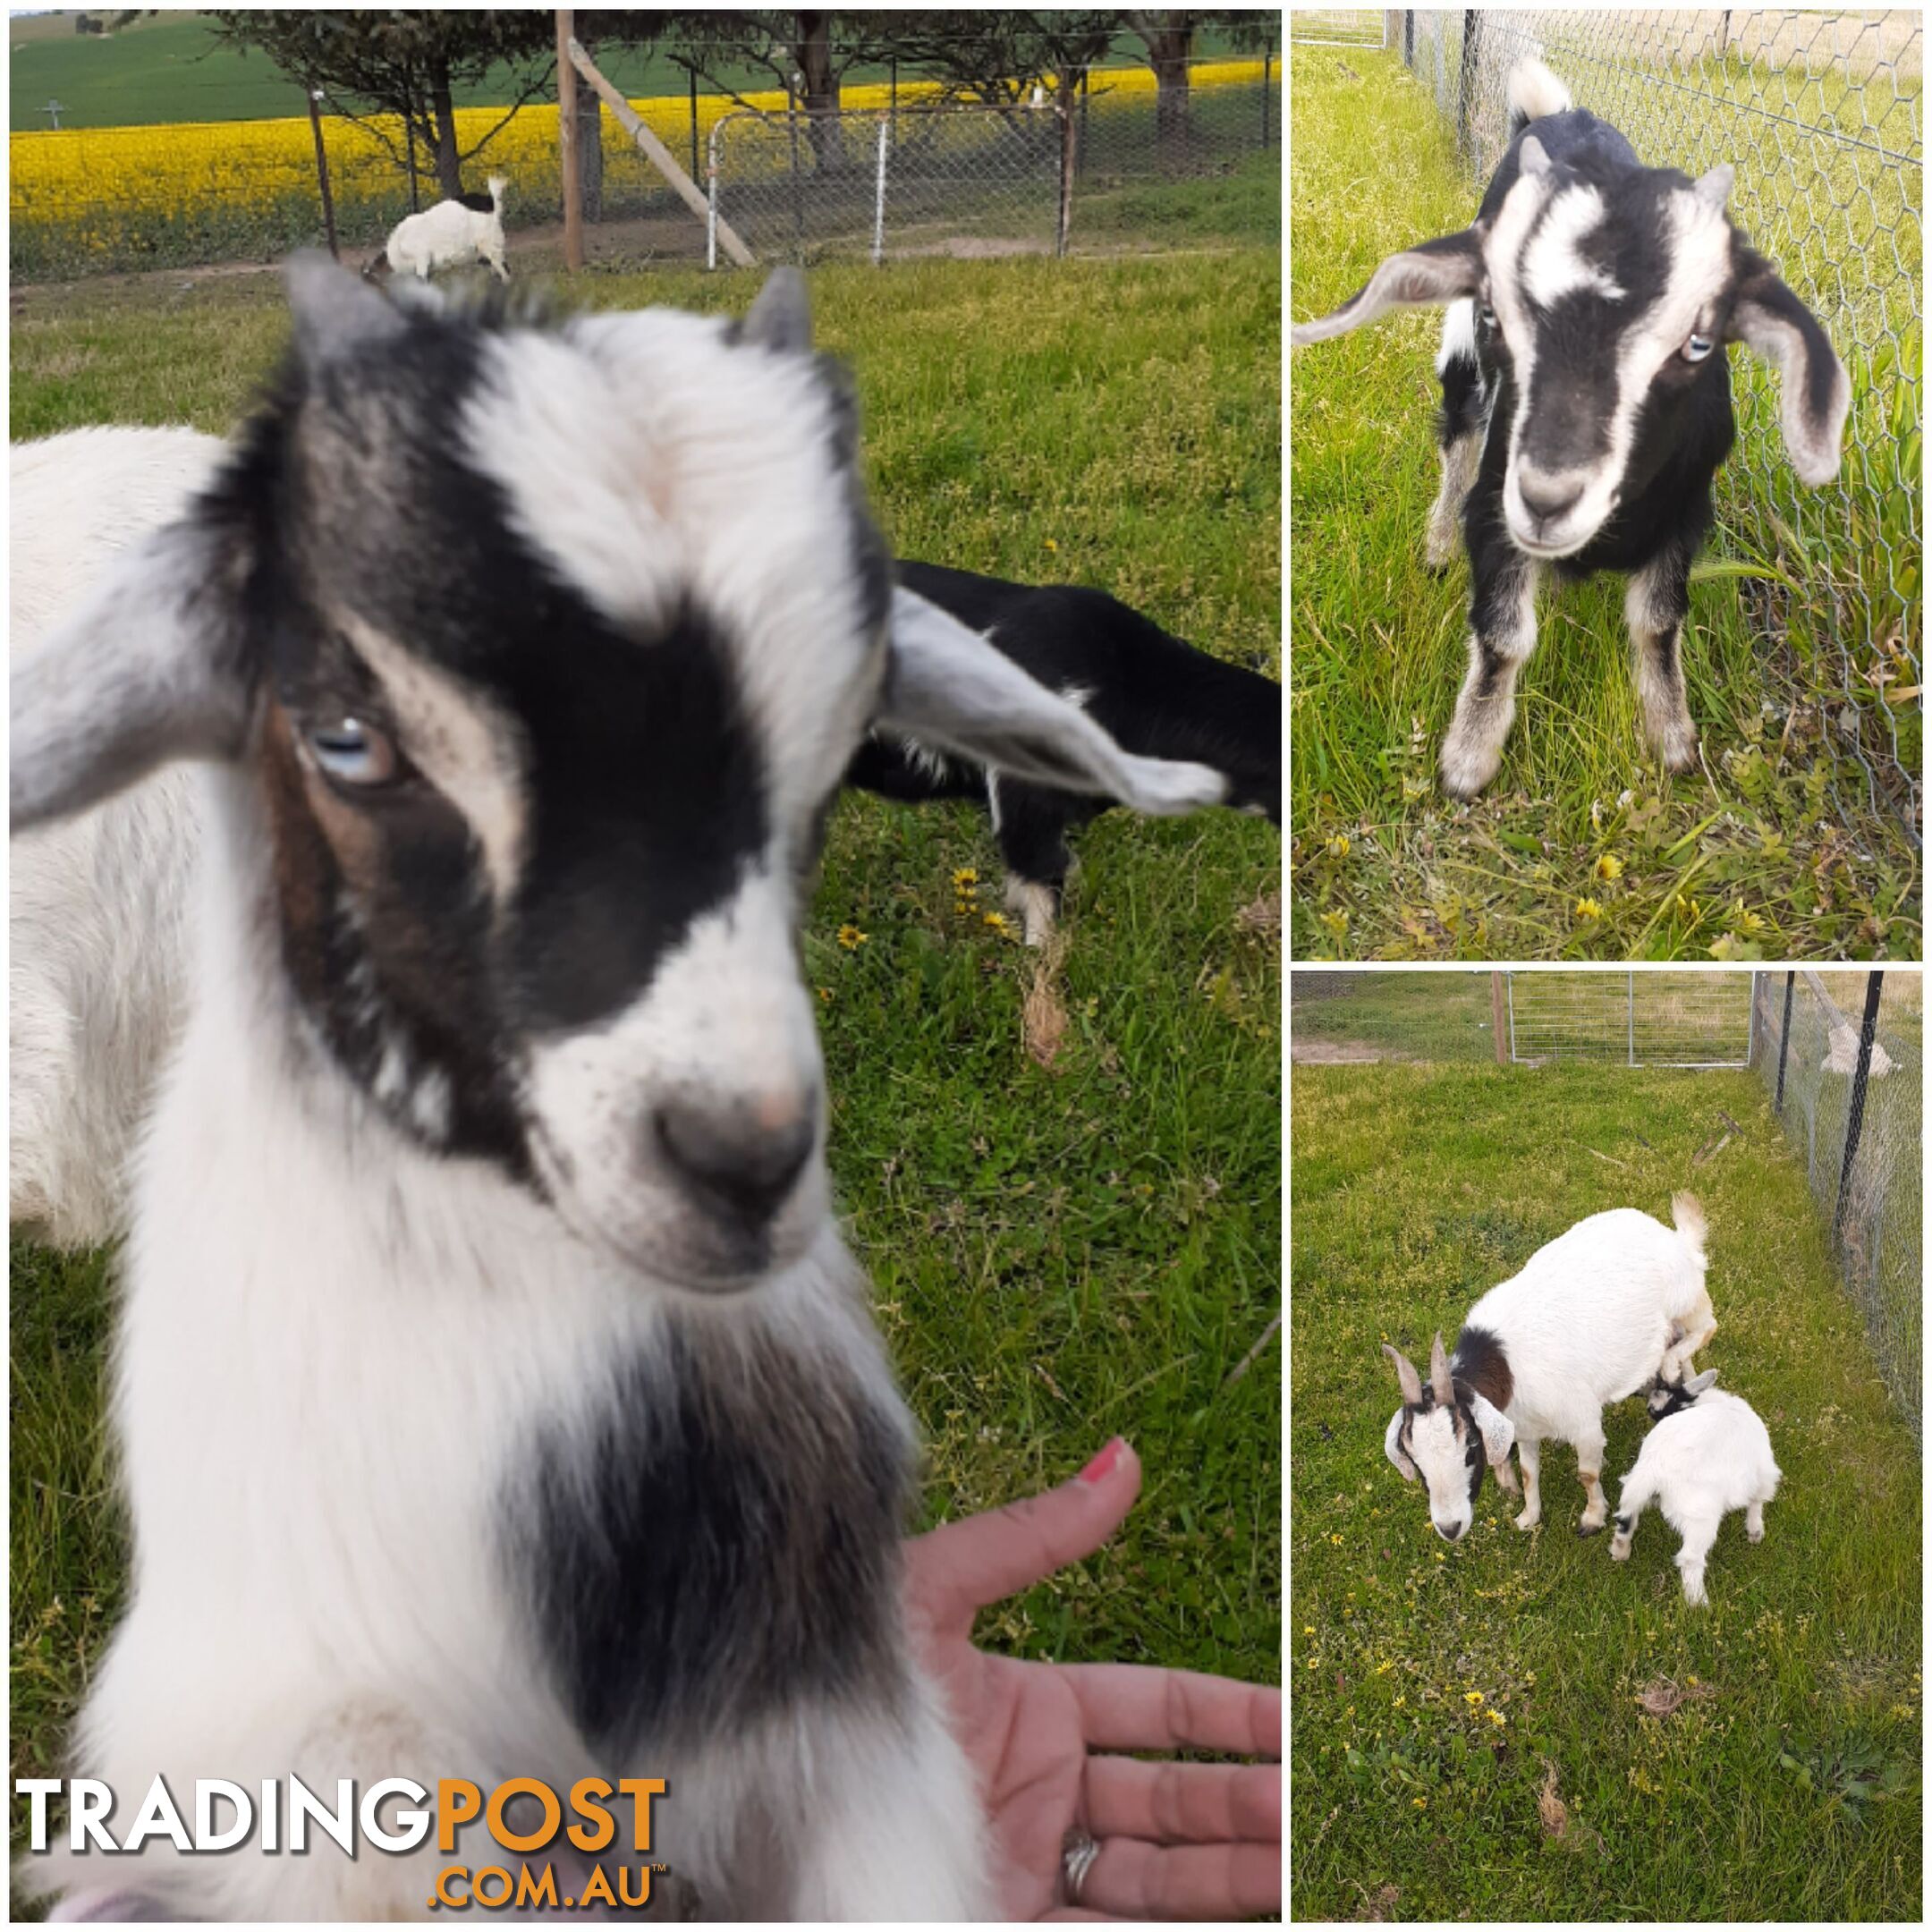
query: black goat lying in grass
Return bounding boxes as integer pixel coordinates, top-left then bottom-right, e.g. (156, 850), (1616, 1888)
(847, 561), (1282, 945)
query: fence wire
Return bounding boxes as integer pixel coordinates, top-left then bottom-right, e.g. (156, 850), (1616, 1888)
(9, 52), (1277, 281)
(1291, 11), (1392, 49)
(708, 64), (1277, 266)
(1400, 8), (1922, 846)
(1750, 969), (1922, 1436)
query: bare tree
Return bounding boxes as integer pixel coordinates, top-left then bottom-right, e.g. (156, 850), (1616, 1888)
(208, 10), (557, 199)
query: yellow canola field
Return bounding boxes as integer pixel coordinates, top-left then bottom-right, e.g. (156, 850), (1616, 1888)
(12, 59), (1268, 261)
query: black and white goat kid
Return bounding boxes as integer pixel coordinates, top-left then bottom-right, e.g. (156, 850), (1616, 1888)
(1292, 57), (1851, 797)
(9, 261), (1229, 1920)
(846, 562), (1281, 945)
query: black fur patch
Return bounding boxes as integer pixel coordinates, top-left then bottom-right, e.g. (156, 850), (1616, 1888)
(509, 1319), (914, 1753)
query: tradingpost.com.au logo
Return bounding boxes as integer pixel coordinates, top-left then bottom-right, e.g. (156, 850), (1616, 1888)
(16, 1774), (670, 1912)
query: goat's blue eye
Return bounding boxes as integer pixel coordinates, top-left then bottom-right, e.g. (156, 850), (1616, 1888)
(305, 717), (400, 788)
(1683, 333), (1715, 362)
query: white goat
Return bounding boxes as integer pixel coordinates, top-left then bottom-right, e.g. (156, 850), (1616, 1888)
(1611, 1369), (1780, 1605)
(1383, 1193), (1716, 1540)
(384, 173), (509, 281)
(10, 259), (1225, 1920)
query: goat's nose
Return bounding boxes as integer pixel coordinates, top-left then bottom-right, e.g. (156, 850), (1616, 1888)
(655, 1096), (816, 1224)
(1437, 1521), (1464, 1542)
(1517, 470), (1583, 525)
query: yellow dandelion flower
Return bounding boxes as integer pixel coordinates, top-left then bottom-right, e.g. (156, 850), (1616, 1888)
(1574, 896), (1604, 919)
(1328, 1532), (1343, 1545)
(1044, 538), (1059, 553)
(1595, 852), (1624, 881)
(983, 911), (1013, 935)
(817, 986), (834, 1004)
(1306, 1657), (1319, 1670)
(1318, 908), (1350, 937)
(1464, 1690), (1485, 1707)
(1394, 1694), (1406, 1708)
(1326, 833), (1351, 860)
(1412, 1796), (1428, 1809)
(1487, 1709), (1505, 1726)
(952, 867), (979, 888)
(836, 924), (868, 950)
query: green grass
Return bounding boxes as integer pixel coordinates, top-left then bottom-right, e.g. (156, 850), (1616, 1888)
(1291, 1059), (1921, 1921)
(1290, 47), (1921, 963)
(8, 252), (1283, 1895)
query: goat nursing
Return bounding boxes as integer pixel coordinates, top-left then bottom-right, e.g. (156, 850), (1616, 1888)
(1293, 57), (1851, 797)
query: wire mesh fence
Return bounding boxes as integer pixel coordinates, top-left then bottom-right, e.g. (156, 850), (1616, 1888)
(706, 64), (1278, 267)
(1399, 8), (1922, 844)
(1750, 969), (1922, 1436)
(1290, 11), (1392, 49)
(9, 51), (1278, 281)
(1507, 971), (1756, 1065)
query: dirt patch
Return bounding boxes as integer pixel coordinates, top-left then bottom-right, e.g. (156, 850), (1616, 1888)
(1021, 936), (1070, 1069)
(1292, 1037), (1404, 1064)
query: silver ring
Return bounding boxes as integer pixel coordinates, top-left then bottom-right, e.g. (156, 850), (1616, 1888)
(1061, 1826), (1102, 1905)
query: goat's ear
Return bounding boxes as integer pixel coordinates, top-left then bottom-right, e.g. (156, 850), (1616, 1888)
(1685, 1368), (1720, 1395)
(1384, 1410), (1419, 1482)
(286, 250), (410, 367)
(11, 514), (254, 831)
(1292, 231), (1483, 346)
(741, 267), (812, 354)
(879, 587), (1225, 815)
(1468, 1391), (1516, 1470)
(1727, 251), (1851, 486)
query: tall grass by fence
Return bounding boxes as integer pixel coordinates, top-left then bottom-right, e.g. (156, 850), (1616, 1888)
(1397, 7), (1922, 844)
(1750, 968), (1922, 1436)
(9, 55), (1276, 280)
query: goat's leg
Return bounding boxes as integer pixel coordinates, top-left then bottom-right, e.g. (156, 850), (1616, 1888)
(1513, 1436), (1542, 1530)
(989, 776), (1081, 949)
(1673, 1514), (1720, 1606)
(788, 1682), (996, 1918)
(1626, 547), (1699, 774)
(1427, 301), (1490, 570)
(1745, 1498), (1767, 1543)
(1574, 1418), (1610, 1535)
(1440, 549), (1542, 799)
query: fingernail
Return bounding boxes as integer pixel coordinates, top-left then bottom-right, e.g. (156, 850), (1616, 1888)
(1080, 1437), (1124, 1484)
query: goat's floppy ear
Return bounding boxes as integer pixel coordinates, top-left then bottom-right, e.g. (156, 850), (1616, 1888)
(1726, 250), (1852, 486)
(880, 587), (1224, 815)
(1467, 1391), (1516, 1470)
(1292, 231), (1483, 346)
(11, 514), (254, 831)
(1384, 1410), (1418, 1482)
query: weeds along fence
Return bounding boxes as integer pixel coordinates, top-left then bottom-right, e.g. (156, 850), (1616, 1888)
(8, 54), (1277, 281)
(703, 69), (1277, 267)
(1399, 8), (1923, 846)
(1750, 968), (1921, 1436)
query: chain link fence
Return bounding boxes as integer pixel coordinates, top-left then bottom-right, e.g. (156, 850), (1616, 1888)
(1750, 968), (1921, 1435)
(705, 63), (1278, 267)
(1290, 12), (1392, 49)
(11, 48), (1276, 281)
(1398, 8), (1922, 844)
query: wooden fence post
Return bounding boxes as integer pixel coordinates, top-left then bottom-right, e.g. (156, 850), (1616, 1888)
(557, 11), (583, 271)
(307, 89), (338, 261)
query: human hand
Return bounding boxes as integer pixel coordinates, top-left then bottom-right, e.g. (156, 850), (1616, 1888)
(903, 1438), (1281, 1920)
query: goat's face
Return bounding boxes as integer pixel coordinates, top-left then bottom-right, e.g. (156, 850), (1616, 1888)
(12, 262), (1224, 1291)
(1291, 134), (1851, 551)
(1382, 1336), (1514, 1544)
(1648, 1366), (1718, 1420)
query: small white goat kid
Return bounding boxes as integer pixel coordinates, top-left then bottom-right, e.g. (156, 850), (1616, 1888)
(384, 173), (509, 281)
(10, 259), (1226, 1921)
(1610, 1369), (1781, 1605)
(1384, 1194), (1716, 1540)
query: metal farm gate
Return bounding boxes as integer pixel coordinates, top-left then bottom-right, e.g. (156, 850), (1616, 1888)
(1506, 970), (1757, 1067)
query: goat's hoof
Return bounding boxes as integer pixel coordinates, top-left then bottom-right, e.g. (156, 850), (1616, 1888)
(1513, 1513), (1539, 1532)
(1576, 1519), (1606, 1538)
(1438, 750), (1500, 801)
(1747, 1528), (1765, 1544)
(1609, 1541), (1631, 1562)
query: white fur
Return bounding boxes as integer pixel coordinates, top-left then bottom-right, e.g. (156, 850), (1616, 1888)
(384, 175), (509, 282)
(1387, 1196), (1716, 1539)
(1609, 1377), (1781, 1605)
(1507, 55), (1573, 124)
